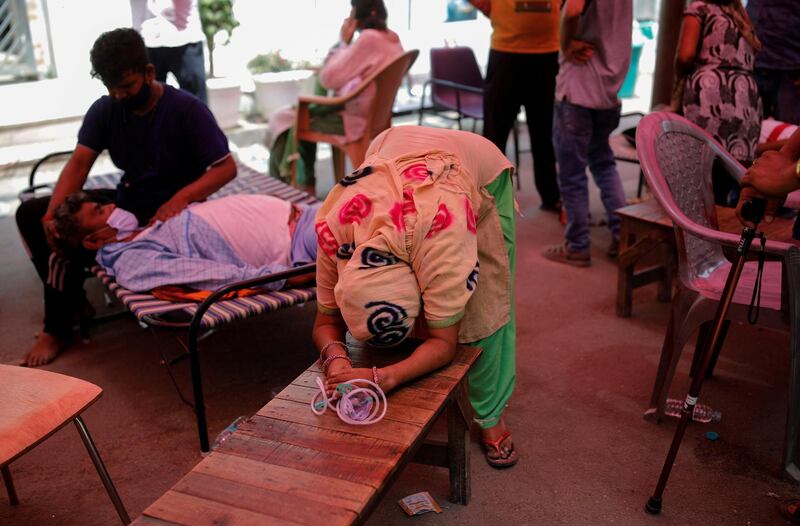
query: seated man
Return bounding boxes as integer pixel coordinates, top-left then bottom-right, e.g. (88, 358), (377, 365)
(16, 28), (236, 366)
(53, 192), (318, 293)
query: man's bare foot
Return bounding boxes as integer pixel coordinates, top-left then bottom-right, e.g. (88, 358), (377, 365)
(24, 332), (68, 367)
(481, 417), (518, 468)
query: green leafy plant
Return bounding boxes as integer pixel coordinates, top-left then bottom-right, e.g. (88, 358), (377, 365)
(199, 0), (239, 77)
(247, 51), (293, 75)
(246, 52), (322, 75)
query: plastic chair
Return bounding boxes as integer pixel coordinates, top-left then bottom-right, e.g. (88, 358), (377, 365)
(636, 112), (800, 478)
(417, 46), (521, 187)
(0, 365), (130, 524)
(294, 49), (419, 185)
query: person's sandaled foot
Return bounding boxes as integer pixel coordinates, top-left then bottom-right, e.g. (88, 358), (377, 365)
(23, 332), (69, 367)
(481, 422), (518, 468)
(780, 499), (800, 524)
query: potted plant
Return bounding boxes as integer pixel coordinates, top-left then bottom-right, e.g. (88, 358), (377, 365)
(199, 0), (241, 128)
(249, 51), (317, 120)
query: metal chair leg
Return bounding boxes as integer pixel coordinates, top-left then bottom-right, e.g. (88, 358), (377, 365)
(73, 417), (130, 525)
(2, 465), (19, 506)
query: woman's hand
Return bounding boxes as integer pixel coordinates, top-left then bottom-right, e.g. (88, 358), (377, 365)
(339, 17), (357, 45)
(325, 366), (397, 394)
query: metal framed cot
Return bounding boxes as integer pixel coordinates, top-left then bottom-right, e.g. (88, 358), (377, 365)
(21, 157), (319, 452)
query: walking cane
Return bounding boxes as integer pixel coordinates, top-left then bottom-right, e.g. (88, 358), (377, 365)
(645, 197), (767, 515)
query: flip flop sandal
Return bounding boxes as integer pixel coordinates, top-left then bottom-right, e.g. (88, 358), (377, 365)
(482, 430), (518, 469)
(780, 499), (800, 524)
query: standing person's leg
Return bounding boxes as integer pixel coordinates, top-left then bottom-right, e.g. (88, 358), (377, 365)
(522, 52), (560, 210)
(587, 105), (626, 254)
(468, 169), (517, 467)
(483, 50), (521, 156)
(16, 197), (88, 365)
(176, 42), (208, 104)
(146, 47), (170, 83)
(754, 68), (778, 120)
(777, 70), (800, 125)
(543, 101), (593, 265)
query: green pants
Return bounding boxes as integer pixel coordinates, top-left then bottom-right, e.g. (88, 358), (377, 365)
(467, 169), (516, 429)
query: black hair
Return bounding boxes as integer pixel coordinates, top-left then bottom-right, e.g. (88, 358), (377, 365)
(351, 0), (388, 31)
(89, 28), (149, 86)
(53, 191), (98, 253)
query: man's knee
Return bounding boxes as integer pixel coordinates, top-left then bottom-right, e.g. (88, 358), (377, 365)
(16, 197), (50, 241)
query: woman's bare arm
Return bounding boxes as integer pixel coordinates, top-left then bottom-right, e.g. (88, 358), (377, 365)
(324, 323), (460, 392)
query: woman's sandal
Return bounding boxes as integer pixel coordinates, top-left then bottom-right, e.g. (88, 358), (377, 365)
(780, 499), (800, 524)
(482, 430), (518, 469)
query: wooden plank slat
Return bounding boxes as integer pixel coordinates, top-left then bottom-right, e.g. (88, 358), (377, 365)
(233, 416), (405, 463)
(190, 451), (375, 512)
(130, 515), (181, 526)
(217, 432), (396, 487)
(256, 398), (422, 445)
(274, 384), (437, 426)
(143, 490), (284, 526)
(173, 471), (357, 526)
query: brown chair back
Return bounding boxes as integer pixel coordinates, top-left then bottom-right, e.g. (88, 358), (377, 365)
(366, 49), (419, 139)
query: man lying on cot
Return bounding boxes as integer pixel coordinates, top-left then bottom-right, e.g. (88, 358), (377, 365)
(53, 191), (318, 294)
(312, 126), (519, 468)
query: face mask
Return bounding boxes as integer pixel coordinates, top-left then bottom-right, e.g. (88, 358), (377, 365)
(106, 207), (140, 239)
(121, 79), (152, 111)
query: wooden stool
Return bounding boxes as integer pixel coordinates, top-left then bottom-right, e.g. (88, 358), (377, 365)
(615, 200), (676, 317)
(0, 365), (130, 524)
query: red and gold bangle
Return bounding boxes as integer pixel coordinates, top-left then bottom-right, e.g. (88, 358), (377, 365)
(321, 353), (352, 373)
(319, 340), (348, 361)
(795, 160), (800, 179)
(372, 366), (380, 386)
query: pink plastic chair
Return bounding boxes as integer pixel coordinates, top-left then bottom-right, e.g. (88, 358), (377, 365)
(637, 112), (800, 478)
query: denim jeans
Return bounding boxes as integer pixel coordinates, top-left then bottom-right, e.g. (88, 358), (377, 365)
(552, 101), (626, 252)
(148, 42), (208, 104)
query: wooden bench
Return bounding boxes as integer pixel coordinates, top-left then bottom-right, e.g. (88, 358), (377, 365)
(616, 199), (799, 317)
(131, 342), (481, 525)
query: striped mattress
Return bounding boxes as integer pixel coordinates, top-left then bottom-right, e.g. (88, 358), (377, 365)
(89, 164), (318, 329)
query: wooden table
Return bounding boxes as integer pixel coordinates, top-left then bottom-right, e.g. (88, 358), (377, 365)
(132, 342), (481, 525)
(615, 199), (798, 317)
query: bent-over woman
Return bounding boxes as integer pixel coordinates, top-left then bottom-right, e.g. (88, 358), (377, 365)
(312, 126), (518, 467)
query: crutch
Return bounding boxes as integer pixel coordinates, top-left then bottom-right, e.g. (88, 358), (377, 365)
(645, 197), (767, 515)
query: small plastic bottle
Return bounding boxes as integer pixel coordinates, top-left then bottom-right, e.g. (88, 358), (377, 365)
(663, 398), (722, 423)
(210, 415), (249, 451)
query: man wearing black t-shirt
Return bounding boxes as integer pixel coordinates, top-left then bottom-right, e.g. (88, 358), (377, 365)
(15, 28), (236, 366)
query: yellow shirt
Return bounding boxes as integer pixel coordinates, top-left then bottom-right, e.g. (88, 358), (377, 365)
(489, 0), (561, 54)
